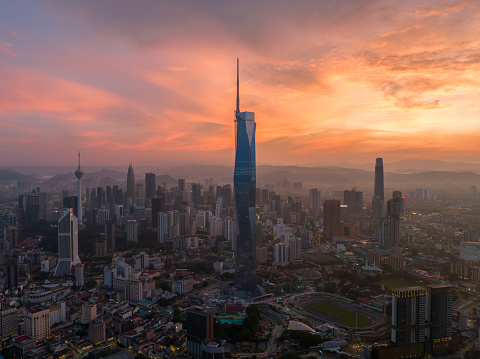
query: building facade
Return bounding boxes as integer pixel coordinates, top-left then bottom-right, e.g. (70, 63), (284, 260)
(54, 209), (81, 276)
(233, 60), (257, 293)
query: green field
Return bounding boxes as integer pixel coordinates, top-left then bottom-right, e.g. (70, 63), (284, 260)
(307, 302), (372, 327)
(375, 278), (424, 290)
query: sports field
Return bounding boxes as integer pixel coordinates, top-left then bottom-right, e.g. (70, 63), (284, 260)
(307, 302), (372, 327)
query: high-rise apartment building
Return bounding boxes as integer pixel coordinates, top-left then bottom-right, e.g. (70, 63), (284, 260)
(391, 285), (453, 346)
(54, 209), (81, 276)
(233, 59), (257, 293)
(89, 319), (106, 345)
(426, 284), (453, 340)
(391, 286), (427, 345)
(187, 307), (214, 358)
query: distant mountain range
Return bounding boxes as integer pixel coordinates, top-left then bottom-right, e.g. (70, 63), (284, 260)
(3, 159), (480, 190)
(0, 170), (35, 181)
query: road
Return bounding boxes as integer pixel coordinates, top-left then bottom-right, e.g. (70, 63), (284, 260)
(258, 305), (286, 357)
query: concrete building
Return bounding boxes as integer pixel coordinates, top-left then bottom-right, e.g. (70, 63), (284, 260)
(81, 303), (97, 324)
(187, 307), (214, 358)
(89, 319), (106, 345)
(75, 263), (84, 287)
(126, 220), (138, 243)
(0, 296), (17, 338)
(25, 307), (50, 341)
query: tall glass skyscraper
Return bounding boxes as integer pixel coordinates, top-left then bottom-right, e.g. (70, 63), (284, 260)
(233, 59), (257, 292)
(54, 208), (81, 276)
(372, 157), (384, 223)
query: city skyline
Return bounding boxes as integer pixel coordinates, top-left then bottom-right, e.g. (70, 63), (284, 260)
(2, 1), (480, 167)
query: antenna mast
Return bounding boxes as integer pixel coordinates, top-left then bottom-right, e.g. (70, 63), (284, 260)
(236, 58), (240, 113)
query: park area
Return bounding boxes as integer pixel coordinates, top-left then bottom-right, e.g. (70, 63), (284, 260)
(307, 302), (372, 327)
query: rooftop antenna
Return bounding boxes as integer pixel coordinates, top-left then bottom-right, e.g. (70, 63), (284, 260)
(78, 151), (81, 170)
(236, 58), (240, 113)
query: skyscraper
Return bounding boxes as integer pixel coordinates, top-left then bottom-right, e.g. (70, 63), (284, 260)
(145, 172), (156, 203)
(391, 286), (427, 345)
(372, 158), (384, 223)
(187, 306), (214, 358)
(74, 152), (84, 224)
(344, 188), (363, 214)
(127, 163), (135, 200)
(233, 59), (257, 293)
(323, 200), (341, 240)
(392, 285), (453, 346)
(54, 209), (81, 276)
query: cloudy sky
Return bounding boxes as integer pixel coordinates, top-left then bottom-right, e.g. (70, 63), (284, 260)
(1, 0), (480, 167)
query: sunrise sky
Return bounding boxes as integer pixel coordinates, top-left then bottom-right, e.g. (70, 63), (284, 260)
(1, 0), (480, 167)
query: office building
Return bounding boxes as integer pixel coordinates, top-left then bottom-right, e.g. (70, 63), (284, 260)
(178, 179), (185, 196)
(125, 280), (143, 302)
(18, 194), (40, 226)
(4, 227), (18, 251)
(387, 196), (402, 247)
(0, 295), (17, 338)
(392, 190), (405, 217)
(5, 258), (18, 290)
(200, 338), (225, 359)
(372, 158), (384, 223)
(75, 263), (84, 287)
(377, 218), (391, 248)
(74, 152), (84, 224)
(309, 188), (320, 210)
(63, 196), (78, 218)
(25, 307), (50, 341)
(187, 307), (214, 358)
(344, 188), (363, 214)
(133, 252), (149, 270)
(145, 172), (156, 203)
(151, 195), (166, 228)
(127, 163), (135, 200)
(427, 284), (453, 340)
(81, 303), (97, 324)
(126, 220), (138, 243)
(105, 220), (115, 252)
(54, 209), (81, 276)
(233, 59), (257, 293)
(323, 200), (341, 240)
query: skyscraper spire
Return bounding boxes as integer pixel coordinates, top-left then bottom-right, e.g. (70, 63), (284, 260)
(78, 151), (81, 170)
(236, 58), (240, 113)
